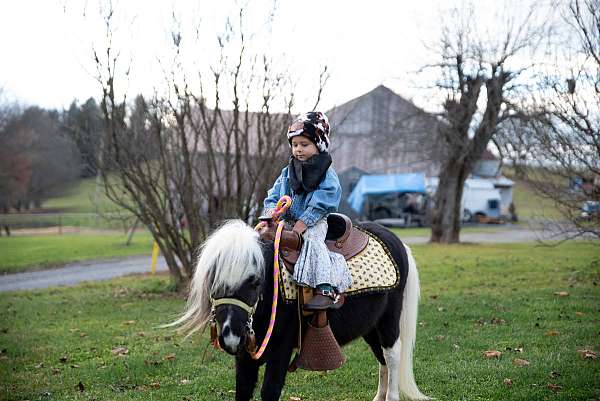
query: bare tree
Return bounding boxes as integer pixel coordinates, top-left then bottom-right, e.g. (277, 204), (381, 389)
(518, 0), (600, 239)
(422, 2), (551, 243)
(93, 5), (323, 289)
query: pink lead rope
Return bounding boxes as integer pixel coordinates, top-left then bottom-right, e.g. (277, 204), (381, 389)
(251, 195), (292, 359)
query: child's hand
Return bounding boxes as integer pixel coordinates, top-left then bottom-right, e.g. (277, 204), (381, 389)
(292, 220), (307, 235)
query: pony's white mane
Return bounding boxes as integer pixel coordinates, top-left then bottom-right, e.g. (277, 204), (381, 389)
(166, 219), (264, 336)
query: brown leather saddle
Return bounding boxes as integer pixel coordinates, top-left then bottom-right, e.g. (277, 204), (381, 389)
(257, 213), (369, 273)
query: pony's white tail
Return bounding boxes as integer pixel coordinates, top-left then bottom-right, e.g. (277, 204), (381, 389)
(398, 244), (430, 400)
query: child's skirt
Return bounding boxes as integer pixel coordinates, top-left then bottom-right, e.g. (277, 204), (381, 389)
(292, 218), (353, 292)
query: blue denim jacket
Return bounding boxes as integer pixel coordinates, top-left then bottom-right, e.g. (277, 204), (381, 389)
(263, 166), (342, 227)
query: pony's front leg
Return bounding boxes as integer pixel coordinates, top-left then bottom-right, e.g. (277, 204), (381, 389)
(260, 344), (295, 401)
(235, 354), (260, 401)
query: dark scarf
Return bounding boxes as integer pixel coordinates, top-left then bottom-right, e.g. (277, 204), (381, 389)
(288, 153), (332, 194)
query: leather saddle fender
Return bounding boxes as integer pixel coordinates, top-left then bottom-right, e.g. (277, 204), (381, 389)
(257, 213), (369, 273)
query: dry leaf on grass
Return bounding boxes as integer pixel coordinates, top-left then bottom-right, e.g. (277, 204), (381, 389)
(483, 350), (502, 359)
(503, 378), (513, 387)
(180, 379), (190, 385)
(435, 335), (445, 342)
(122, 320), (136, 325)
(111, 347), (129, 356)
(575, 311), (585, 316)
(577, 349), (598, 360)
(290, 397), (302, 401)
(149, 382), (161, 389)
(546, 330), (559, 337)
(163, 353), (176, 361)
(512, 358), (530, 367)
(553, 291), (569, 297)
(547, 383), (562, 392)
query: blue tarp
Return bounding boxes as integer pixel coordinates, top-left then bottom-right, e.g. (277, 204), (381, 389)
(347, 173), (426, 213)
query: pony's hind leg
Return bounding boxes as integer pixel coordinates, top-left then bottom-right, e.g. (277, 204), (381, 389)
(363, 330), (388, 401)
(382, 337), (402, 401)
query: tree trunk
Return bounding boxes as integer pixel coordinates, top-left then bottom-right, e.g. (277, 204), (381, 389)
(430, 161), (470, 243)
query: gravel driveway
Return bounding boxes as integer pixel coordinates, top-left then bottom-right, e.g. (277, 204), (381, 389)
(0, 227), (561, 293)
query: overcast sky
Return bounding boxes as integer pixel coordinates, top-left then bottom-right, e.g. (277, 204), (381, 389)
(0, 0), (554, 113)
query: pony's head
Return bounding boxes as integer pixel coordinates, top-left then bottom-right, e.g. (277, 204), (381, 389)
(169, 219), (265, 355)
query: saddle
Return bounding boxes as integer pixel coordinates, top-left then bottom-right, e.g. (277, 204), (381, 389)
(257, 213), (369, 272)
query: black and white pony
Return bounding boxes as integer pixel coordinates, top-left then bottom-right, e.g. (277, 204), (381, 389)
(171, 220), (429, 401)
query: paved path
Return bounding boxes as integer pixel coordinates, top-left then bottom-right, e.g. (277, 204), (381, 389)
(0, 227), (565, 293)
(0, 255), (168, 293)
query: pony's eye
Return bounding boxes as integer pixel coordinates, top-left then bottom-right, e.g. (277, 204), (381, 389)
(248, 274), (260, 287)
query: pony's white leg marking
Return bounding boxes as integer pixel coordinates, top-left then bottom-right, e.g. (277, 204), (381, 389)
(372, 363), (389, 401)
(221, 314), (241, 353)
(382, 339), (402, 401)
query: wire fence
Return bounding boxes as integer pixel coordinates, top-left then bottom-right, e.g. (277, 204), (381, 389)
(0, 213), (138, 235)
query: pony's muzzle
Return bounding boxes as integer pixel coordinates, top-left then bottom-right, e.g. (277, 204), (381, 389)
(219, 317), (245, 355)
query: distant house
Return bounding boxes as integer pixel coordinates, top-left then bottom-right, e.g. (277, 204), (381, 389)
(328, 85), (442, 175)
(328, 85), (515, 220)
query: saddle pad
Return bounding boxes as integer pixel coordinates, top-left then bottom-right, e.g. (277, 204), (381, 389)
(280, 228), (400, 302)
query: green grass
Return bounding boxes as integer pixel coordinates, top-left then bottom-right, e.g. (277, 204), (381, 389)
(510, 178), (562, 221)
(1, 241), (599, 400)
(0, 233), (154, 274)
(390, 225), (516, 238)
(43, 177), (123, 213)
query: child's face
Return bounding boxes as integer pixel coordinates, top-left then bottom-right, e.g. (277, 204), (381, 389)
(291, 136), (319, 161)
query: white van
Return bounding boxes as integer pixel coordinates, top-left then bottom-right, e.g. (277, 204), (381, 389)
(426, 177), (502, 222)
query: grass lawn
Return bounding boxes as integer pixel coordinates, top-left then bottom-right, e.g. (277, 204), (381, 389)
(1, 241), (599, 400)
(0, 233), (154, 274)
(42, 178), (122, 214)
(390, 224), (517, 238)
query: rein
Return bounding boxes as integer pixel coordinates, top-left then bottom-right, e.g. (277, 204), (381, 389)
(210, 196), (292, 359)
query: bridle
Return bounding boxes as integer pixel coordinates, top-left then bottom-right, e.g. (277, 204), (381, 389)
(209, 296), (260, 356)
(209, 195), (291, 360)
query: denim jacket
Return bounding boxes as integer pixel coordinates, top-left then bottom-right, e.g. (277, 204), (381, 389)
(263, 166), (342, 227)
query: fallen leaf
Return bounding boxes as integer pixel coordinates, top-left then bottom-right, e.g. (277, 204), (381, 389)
(503, 378), (513, 387)
(435, 335), (445, 342)
(59, 356), (68, 363)
(51, 367), (61, 375)
(76, 381), (85, 392)
(122, 320), (136, 325)
(180, 379), (190, 385)
(577, 349), (598, 360)
(137, 332), (146, 337)
(575, 311), (585, 316)
(163, 353), (176, 361)
(483, 350), (502, 359)
(546, 330), (559, 337)
(513, 358), (530, 367)
(35, 362), (44, 369)
(149, 381), (160, 389)
(111, 347), (129, 356)
(69, 328), (80, 333)
(547, 383), (562, 392)
(553, 291), (569, 297)
(437, 307), (445, 312)
(290, 397), (302, 401)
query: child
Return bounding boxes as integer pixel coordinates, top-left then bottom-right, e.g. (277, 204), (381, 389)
(263, 111), (352, 310)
